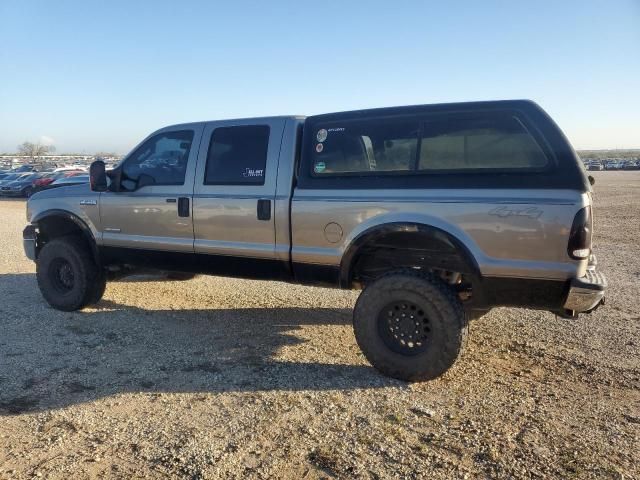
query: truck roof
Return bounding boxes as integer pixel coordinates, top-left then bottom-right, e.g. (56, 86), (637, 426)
(307, 99), (542, 121)
(164, 115), (306, 130)
(164, 100), (542, 130)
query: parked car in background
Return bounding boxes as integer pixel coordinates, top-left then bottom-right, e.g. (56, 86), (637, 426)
(32, 171), (85, 193)
(623, 160), (640, 170)
(0, 172), (30, 187)
(0, 165), (38, 175)
(0, 172), (45, 197)
(9, 165), (38, 173)
(612, 161), (626, 170)
(53, 166), (87, 173)
(32, 171), (58, 186)
(39, 174), (90, 191)
(587, 161), (604, 171)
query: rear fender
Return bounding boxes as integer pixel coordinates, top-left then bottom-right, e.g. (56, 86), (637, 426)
(340, 222), (481, 288)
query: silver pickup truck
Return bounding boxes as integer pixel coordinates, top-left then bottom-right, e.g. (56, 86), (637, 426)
(23, 100), (606, 381)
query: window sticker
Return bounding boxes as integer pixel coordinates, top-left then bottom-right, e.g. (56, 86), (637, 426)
(242, 168), (264, 178)
(314, 161), (326, 173)
(315, 143), (324, 153)
(316, 129), (328, 142)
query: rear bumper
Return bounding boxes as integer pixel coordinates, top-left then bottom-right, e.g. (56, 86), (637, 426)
(23, 225), (37, 261)
(563, 266), (606, 313)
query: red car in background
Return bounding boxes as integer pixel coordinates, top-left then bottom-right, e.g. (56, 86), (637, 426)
(32, 171), (84, 192)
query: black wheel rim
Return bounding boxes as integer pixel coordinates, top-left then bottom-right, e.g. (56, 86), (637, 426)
(377, 300), (431, 355)
(49, 258), (75, 293)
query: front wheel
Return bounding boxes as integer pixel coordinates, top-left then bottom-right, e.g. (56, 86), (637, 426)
(36, 236), (106, 311)
(353, 272), (467, 381)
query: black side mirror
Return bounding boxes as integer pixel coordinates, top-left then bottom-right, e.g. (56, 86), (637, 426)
(89, 160), (108, 192)
(137, 173), (156, 189)
(588, 175), (595, 186)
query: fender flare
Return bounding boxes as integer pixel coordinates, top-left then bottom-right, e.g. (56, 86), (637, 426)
(339, 222), (481, 288)
(31, 209), (100, 264)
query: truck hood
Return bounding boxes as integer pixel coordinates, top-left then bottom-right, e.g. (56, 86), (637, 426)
(30, 183), (94, 200)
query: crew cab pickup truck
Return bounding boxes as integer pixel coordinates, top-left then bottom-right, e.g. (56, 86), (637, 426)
(23, 100), (606, 381)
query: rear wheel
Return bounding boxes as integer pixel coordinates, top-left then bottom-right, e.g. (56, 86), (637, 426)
(353, 272), (467, 381)
(23, 187), (33, 198)
(36, 236), (106, 311)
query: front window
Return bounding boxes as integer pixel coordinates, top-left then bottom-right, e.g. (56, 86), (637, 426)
(122, 130), (194, 186)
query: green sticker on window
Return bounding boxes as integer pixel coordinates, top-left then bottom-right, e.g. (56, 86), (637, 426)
(314, 161), (326, 173)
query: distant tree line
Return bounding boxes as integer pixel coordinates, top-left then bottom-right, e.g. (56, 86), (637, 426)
(16, 141), (56, 159)
(0, 143), (120, 160)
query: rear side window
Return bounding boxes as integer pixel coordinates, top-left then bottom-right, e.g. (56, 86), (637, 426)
(309, 112), (549, 176)
(311, 120), (419, 174)
(204, 125), (270, 185)
(419, 115), (548, 170)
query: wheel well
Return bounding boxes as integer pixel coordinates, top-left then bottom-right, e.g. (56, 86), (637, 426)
(34, 214), (98, 263)
(341, 224), (479, 296)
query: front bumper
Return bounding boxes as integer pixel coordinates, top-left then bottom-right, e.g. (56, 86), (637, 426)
(563, 267), (606, 313)
(23, 225), (37, 261)
(1, 189), (22, 196)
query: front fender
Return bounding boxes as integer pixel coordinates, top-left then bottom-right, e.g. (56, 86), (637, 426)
(29, 208), (101, 264)
(27, 186), (101, 243)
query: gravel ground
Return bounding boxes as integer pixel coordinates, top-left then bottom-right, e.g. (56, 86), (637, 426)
(0, 172), (638, 479)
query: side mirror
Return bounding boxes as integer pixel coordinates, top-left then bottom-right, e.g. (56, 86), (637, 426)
(588, 175), (595, 186)
(89, 160), (108, 192)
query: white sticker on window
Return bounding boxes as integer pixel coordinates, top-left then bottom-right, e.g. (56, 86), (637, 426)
(316, 129), (328, 142)
(242, 168), (264, 178)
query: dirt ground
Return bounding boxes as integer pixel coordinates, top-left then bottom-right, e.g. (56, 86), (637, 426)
(0, 172), (638, 479)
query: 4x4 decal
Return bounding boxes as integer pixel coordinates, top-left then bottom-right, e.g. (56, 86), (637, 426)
(488, 206), (543, 220)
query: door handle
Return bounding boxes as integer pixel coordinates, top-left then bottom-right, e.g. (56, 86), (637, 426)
(178, 197), (190, 217)
(257, 199), (271, 221)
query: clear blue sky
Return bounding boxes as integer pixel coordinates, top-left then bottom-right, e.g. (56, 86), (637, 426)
(1, 0), (638, 154)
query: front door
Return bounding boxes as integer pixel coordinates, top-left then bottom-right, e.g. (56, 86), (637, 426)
(192, 118), (285, 260)
(99, 124), (204, 252)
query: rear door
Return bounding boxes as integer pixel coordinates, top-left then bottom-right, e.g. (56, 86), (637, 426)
(192, 118), (285, 260)
(99, 124), (203, 252)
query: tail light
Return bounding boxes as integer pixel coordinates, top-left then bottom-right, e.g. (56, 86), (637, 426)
(568, 206), (592, 260)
